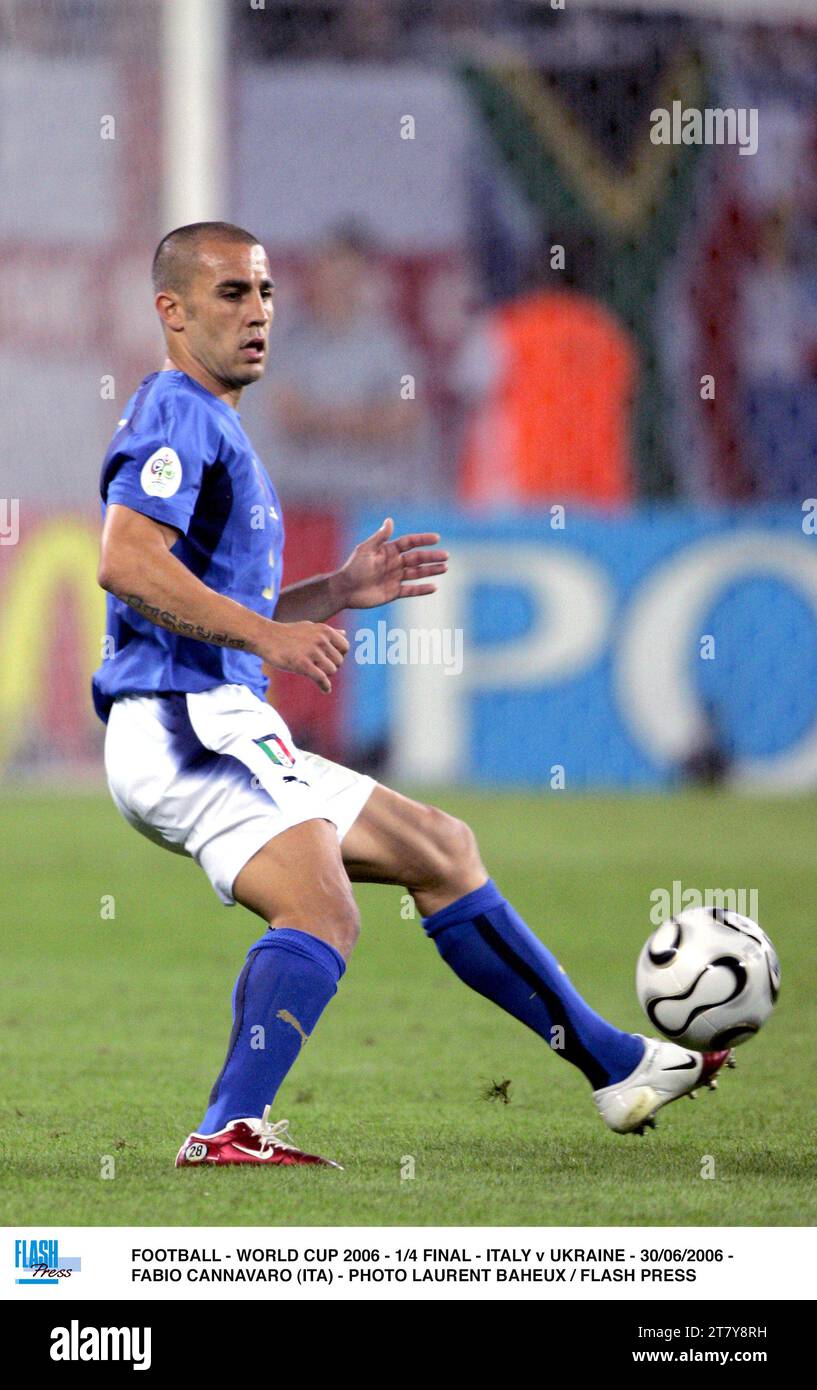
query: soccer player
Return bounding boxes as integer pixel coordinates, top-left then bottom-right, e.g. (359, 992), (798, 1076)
(93, 222), (731, 1168)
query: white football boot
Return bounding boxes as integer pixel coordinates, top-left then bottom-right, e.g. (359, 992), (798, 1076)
(593, 1035), (735, 1135)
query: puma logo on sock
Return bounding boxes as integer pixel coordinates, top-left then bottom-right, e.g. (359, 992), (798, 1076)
(277, 1009), (310, 1050)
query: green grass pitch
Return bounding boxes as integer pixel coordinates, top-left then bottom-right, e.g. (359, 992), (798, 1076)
(2, 788), (815, 1227)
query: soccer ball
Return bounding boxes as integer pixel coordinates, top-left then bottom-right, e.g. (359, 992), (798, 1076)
(636, 906), (780, 1051)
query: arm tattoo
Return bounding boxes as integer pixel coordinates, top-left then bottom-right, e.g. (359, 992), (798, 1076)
(117, 592), (248, 650)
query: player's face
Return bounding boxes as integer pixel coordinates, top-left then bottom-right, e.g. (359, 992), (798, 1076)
(183, 241), (275, 388)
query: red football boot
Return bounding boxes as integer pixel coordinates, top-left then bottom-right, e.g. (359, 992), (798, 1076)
(175, 1105), (343, 1169)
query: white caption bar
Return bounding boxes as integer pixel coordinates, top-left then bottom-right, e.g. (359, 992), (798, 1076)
(4, 1227), (815, 1301)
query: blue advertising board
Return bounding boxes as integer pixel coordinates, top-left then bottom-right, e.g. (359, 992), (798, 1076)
(343, 505), (817, 789)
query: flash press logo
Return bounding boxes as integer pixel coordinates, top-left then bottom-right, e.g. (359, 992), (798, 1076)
(50, 1321), (152, 1372)
(14, 1236), (81, 1285)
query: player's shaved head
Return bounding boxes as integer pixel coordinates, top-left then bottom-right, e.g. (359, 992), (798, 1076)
(152, 221), (261, 295)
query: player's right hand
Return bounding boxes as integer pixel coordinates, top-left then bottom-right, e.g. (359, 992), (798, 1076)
(262, 621), (349, 693)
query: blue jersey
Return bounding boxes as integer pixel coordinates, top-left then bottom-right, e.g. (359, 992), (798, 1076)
(92, 370), (284, 722)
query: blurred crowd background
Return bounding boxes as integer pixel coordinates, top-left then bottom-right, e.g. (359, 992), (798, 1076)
(2, 0), (817, 789)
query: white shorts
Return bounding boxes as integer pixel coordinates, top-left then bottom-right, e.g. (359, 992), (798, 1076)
(104, 683), (376, 905)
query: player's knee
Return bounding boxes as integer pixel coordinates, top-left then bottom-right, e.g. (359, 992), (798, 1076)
(273, 889), (360, 959)
(415, 805), (484, 889)
(438, 811), (483, 883)
(328, 892), (361, 957)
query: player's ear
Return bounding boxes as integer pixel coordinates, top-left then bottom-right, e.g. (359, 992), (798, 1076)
(155, 291), (185, 333)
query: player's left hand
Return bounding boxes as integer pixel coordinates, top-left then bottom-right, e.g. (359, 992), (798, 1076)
(334, 517), (448, 609)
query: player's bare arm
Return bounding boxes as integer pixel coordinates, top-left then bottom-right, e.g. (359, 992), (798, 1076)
(273, 516), (449, 623)
(98, 502), (349, 692)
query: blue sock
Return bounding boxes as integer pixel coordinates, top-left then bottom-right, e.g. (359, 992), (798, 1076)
(201, 927), (345, 1133)
(422, 880), (644, 1089)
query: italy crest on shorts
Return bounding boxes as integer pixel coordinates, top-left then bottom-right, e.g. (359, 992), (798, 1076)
(254, 732), (296, 768)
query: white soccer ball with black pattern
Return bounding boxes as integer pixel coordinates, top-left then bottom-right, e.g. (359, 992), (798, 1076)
(636, 906), (780, 1051)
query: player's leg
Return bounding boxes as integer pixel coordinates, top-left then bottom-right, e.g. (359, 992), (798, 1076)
(341, 785), (646, 1090)
(340, 783), (488, 912)
(104, 692), (356, 1163)
(198, 817), (359, 1137)
(342, 786), (733, 1131)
